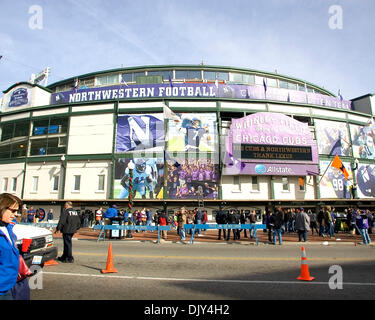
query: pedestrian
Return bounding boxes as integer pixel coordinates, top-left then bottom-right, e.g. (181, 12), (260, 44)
(146, 208), (153, 229)
(307, 209), (319, 235)
(158, 210), (169, 240)
(346, 208), (353, 234)
(249, 210), (257, 239)
(202, 210), (208, 232)
(186, 210), (194, 235)
(95, 207), (103, 225)
(0, 193), (23, 300)
(295, 208), (310, 242)
(216, 207), (227, 240)
(21, 204), (28, 223)
(265, 211), (273, 243)
(240, 210), (248, 239)
(34, 209), (40, 223)
(317, 208), (326, 237)
(47, 209), (54, 223)
(177, 208), (187, 241)
(270, 207), (283, 245)
(366, 210), (374, 234)
(324, 206), (335, 238)
(194, 208), (203, 236)
(55, 201), (81, 263)
(27, 206), (35, 223)
(355, 210), (371, 245)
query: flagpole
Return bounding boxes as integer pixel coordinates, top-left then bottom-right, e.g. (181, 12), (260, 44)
(317, 157), (335, 185)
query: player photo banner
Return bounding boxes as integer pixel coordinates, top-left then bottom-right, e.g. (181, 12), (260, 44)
(166, 156), (219, 199)
(114, 157), (164, 200)
(350, 120), (375, 160)
(319, 160), (352, 199)
(315, 119), (351, 156)
(116, 114), (164, 152)
(356, 164), (375, 198)
(167, 113), (218, 152)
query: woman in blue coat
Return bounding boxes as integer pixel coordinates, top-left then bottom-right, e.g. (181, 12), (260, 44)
(0, 193), (22, 300)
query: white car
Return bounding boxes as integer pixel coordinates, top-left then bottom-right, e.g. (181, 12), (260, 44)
(13, 224), (58, 267)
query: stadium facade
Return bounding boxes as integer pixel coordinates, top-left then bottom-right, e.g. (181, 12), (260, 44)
(1, 65), (374, 219)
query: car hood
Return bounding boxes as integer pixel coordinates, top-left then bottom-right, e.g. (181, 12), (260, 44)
(13, 224), (52, 239)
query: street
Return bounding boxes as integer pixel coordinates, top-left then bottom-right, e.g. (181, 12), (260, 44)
(31, 239), (375, 301)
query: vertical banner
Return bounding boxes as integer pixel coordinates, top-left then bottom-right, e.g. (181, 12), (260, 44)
(315, 119), (351, 156)
(356, 164), (375, 198)
(350, 121), (375, 159)
(166, 155), (219, 199)
(319, 160), (352, 199)
(115, 114), (164, 152)
(114, 157), (164, 199)
(166, 113), (218, 152)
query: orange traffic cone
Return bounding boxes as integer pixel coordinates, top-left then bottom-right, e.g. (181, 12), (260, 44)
(297, 246), (314, 281)
(101, 242), (117, 274)
(44, 259), (59, 266)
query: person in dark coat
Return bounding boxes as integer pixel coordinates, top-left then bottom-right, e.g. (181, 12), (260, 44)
(216, 208), (227, 240)
(270, 207), (284, 245)
(55, 201), (81, 263)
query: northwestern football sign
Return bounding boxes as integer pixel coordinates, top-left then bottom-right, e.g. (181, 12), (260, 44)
(51, 83), (352, 110)
(224, 112), (319, 175)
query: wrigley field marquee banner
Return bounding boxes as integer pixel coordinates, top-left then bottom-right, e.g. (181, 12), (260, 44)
(224, 112), (319, 176)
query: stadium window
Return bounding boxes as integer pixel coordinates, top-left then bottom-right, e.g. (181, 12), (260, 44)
(11, 177), (17, 192)
(288, 82), (297, 90)
(32, 176), (39, 192)
(97, 175), (105, 191)
(233, 176), (241, 192)
(279, 80), (289, 89)
(204, 71), (217, 81)
(231, 73), (255, 84)
(2, 178), (8, 192)
(175, 70), (202, 80)
(266, 78), (278, 87)
(252, 176), (259, 191)
(73, 175), (81, 191)
(147, 70), (173, 81)
(121, 73), (132, 83)
(298, 84), (306, 92)
(1, 123), (14, 141)
(97, 74), (119, 85)
(217, 72), (229, 81)
(298, 177), (306, 191)
(29, 138), (48, 156)
(307, 87), (314, 93)
(282, 177), (289, 191)
(52, 175), (59, 192)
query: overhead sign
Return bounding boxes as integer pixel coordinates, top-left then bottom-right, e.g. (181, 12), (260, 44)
(2, 85), (33, 111)
(51, 83), (352, 110)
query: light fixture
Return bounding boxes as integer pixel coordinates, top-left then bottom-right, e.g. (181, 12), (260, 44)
(127, 160), (135, 170)
(60, 155), (65, 162)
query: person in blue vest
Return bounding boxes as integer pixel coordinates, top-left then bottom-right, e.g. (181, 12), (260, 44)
(104, 205), (118, 220)
(0, 193), (23, 300)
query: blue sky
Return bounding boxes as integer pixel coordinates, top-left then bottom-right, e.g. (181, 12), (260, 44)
(0, 0), (374, 100)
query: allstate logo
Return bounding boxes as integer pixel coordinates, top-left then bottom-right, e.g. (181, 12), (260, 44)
(255, 164), (266, 174)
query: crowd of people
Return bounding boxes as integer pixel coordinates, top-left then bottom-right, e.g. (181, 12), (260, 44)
(262, 206), (374, 245)
(41, 203), (373, 246)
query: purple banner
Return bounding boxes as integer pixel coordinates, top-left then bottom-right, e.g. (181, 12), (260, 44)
(224, 112), (319, 175)
(51, 83), (351, 110)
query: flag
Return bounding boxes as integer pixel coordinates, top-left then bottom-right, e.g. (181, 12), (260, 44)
(287, 92), (290, 102)
(338, 89), (343, 101)
(331, 154), (349, 179)
(263, 78), (267, 92)
(163, 104), (180, 122)
(0, 55), (3, 60)
(168, 75), (173, 87)
(73, 78), (79, 93)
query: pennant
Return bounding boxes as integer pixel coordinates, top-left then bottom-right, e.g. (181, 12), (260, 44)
(163, 104), (181, 122)
(263, 78), (267, 92)
(338, 89), (343, 101)
(168, 75), (173, 87)
(331, 155), (349, 180)
(73, 78), (79, 93)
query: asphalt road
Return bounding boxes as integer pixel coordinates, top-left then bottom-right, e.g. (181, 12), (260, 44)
(31, 239), (375, 301)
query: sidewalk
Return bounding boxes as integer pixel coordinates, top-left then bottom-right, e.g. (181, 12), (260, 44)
(53, 227), (375, 244)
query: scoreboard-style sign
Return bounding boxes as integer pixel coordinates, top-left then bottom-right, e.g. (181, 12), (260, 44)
(234, 144), (313, 161)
